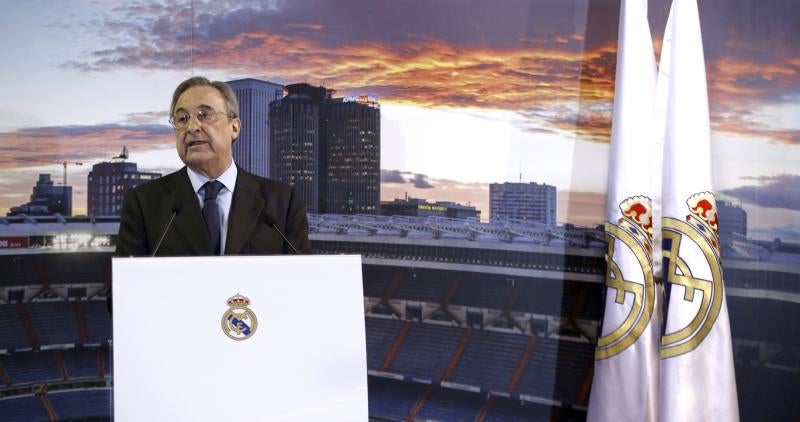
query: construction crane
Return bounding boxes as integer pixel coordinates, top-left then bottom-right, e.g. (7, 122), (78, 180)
(16, 158), (83, 186)
(112, 145), (129, 160)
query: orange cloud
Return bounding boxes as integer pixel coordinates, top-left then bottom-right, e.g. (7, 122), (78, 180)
(0, 124), (174, 169)
(189, 31), (619, 142)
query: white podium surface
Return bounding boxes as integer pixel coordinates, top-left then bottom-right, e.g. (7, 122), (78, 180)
(112, 255), (368, 421)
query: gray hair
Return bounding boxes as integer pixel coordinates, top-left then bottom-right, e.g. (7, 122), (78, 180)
(169, 76), (240, 118)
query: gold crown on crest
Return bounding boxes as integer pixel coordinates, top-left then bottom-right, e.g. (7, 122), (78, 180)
(227, 293), (251, 308)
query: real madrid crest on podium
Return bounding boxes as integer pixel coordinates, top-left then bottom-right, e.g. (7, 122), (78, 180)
(221, 293), (258, 341)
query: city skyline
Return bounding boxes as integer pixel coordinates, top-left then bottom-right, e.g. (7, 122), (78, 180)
(0, 0), (798, 241)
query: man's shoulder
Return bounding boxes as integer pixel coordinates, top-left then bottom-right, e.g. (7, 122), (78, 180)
(237, 168), (294, 195)
(128, 167), (187, 197)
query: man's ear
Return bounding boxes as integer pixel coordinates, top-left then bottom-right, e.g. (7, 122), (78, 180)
(231, 117), (241, 144)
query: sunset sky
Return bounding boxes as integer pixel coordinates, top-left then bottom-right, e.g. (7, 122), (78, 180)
(0, 0), (798, 240)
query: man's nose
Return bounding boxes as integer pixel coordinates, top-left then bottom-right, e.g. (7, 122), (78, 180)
(187, 114), (203, 131)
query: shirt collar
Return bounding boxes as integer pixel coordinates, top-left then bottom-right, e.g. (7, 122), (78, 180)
(186, 162), (238, 194)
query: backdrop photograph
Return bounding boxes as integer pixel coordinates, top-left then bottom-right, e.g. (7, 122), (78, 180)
(0, 0), (798, 420)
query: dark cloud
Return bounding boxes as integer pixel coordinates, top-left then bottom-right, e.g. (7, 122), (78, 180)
(380, 169), (434, 188)
(411, 173), (434, 189)
(381, 169), (409, 183)
(722, 174), (800, 211)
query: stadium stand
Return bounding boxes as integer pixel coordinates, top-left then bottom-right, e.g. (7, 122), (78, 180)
(736, 364), (800, 421)
(0, 394), (50, 422)
(516, 337), (593, 404)
(26, 301), (81, 346)
(83, 300), (113, 345)
(387, 322), (464, 380)
(365, 317), (405, 370)
(414, 386), (485, 420)
(1, 351), (62, 386)
(48, 389), (112, 421)
(0, 305), (31, 351)
(367, 376), (426, 420)
(484, 396), (554, 421)
(449, 329), (528, 392)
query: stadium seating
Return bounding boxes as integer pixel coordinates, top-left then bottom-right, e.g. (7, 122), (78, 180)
(82, 300), (113, 344)
(26, 301), (81, 346)
(1, 351), (61, 386)
(484, 396), (553, 421)
(415, 386), (485, 420)
(61, 347), (105, 380)
(367, 376), (425, 420)
(449, 329), (528, 392)
(364, 317), (405, 370)
(736, 364), (800, 421)
(0, 305), (31, 351)
(388, 322), (463, 380)
(48, 389), (111, 421)
(0, 395), (49, 422)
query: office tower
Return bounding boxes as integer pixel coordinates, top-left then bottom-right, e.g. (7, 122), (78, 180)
(8, 174), (72, 216)
(718, 200), (747, 238)
(490, 182), (557, 225)
(326, 97), (380, 214)
(227, 78), (284, 178)
(87, 162), (160, 216)
(270, 84), (381, 214)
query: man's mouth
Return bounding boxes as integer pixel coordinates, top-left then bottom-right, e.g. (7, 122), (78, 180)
(187, 140), (208, 148)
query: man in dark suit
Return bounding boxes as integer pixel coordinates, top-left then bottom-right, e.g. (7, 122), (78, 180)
(116, 76), (310, 256)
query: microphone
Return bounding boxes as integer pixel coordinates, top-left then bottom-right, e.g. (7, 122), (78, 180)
(262, 212), (300, 254)
(151, 202), (182, 257)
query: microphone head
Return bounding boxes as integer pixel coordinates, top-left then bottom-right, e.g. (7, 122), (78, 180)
(171, 201), (183, 214)
(261, 210), (278, 226)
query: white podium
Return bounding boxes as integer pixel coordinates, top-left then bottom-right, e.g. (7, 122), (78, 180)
(112, 255), (368, 421)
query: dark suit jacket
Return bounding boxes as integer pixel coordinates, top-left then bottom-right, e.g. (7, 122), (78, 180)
(115, 166), (311, 256)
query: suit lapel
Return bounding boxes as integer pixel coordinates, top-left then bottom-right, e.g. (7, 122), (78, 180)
(225, 168), (265, 255)
(168, 167), (212, 255)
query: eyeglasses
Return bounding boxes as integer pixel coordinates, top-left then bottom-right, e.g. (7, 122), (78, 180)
(169, 108), (230, 130)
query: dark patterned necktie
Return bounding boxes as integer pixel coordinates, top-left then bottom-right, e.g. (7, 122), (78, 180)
(202, 180), (224, 255)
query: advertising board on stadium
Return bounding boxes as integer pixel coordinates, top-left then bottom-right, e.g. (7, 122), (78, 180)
(0, 237), (28, 248)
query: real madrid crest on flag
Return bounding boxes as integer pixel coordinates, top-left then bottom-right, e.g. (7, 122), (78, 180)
(221, 293), (258, 341)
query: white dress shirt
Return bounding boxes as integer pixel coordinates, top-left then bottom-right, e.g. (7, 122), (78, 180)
(186, 163), (237, 255)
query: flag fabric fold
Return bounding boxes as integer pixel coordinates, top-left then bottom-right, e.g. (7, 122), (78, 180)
(587, 0), (660, 421)
(656, 0), (739, 420)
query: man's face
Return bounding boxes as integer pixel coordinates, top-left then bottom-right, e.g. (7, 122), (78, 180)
(173, 85), (240, 179)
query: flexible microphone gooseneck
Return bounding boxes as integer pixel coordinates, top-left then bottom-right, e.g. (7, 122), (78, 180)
(262, 212), (300, 254)
(151, 202), (183, 257)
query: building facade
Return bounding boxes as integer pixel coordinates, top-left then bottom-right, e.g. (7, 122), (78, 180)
(381, 197), (480, 220)
(326, 97), (380, 214)
(270, 84), (380, 214)
(87, 162), (161, 216)
(227, 78), (285, 178)
(490, 182), (557, 225)
(8, 174), (72, 216)
(718, 200), (747, 238)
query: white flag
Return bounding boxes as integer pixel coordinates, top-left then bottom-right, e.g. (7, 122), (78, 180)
(587, 0), (661, 421)
(656, 0), (739, 421)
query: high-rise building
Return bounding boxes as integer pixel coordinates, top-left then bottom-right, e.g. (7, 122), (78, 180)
(87, 162), (161, 216)
(269, 83), (328, 213)
(7, 174), (72, 216)
(490, 182), (557, 225)
(326, 97), (380, 214)
(718, 200), (747, 238)
(227, 78), (284, 178)
(269, 84), (380, 214)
